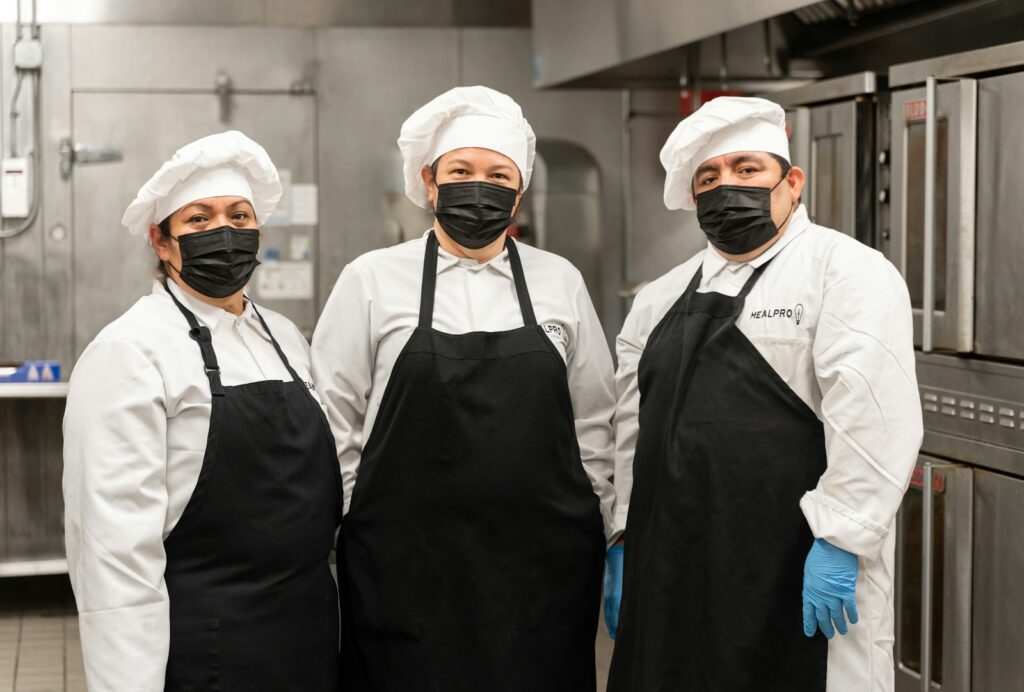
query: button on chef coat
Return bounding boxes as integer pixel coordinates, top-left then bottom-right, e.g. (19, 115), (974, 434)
(63, 279), (320, 692)
(614, 205), (923, 692)
(311, 231), (617, 543)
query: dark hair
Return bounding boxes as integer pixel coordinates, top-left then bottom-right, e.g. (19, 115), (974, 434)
(156, 217), (172, 278)
(770, 153), (793, 178)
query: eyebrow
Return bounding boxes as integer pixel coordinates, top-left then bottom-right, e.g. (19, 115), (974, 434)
(694, 153), (768, 180)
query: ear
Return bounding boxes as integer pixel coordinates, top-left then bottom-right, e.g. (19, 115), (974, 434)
(512, 191), (524, 217)
(786, 166), (806, 203)
(420, 164), (438, 208)
(149, 224), (172, 261)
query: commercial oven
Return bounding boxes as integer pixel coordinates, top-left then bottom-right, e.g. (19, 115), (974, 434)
(886, 41), (1024, 692)
(768, 71), (883, 246)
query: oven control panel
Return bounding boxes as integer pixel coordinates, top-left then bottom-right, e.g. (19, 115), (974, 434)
(920, 386), (1024, 451)
(915, 353), (1024, 470)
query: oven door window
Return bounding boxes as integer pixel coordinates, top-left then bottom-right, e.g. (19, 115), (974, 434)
(904, 118), (949, 313)
(898, 483), (946, 684)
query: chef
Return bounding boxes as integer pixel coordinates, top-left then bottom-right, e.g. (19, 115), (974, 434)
(311, 85), (616, 690)
(63, 130), (342, 691)
(603, 97), (923, 692)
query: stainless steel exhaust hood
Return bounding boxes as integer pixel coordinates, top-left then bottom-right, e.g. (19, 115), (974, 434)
(530, 0), (823, 88)
(530, 0), (1024, 89)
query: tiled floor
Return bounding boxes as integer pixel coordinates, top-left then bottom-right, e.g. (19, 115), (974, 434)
(0, 576), (85, 692)
(0, 575), (615, 692)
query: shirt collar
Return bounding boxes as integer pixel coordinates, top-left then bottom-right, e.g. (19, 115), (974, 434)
(700, 204), (810, 280)
(421, 230), (515, 280)
(153, 279), (262, 333)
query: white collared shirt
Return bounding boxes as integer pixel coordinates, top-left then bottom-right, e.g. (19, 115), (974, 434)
(614, 205), (923, 556)
(311, 232), (617, 542)
(63, 279), (318, 692)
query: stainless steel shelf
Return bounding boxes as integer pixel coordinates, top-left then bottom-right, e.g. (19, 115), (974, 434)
(0, 558), (68, 578)
(0, 383), (69, 399)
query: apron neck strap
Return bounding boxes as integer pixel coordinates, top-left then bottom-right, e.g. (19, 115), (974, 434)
(249, 302), (303, 386)
(419, 232), (538, 329)
(504, 236), (537, 327)
(682, 255), (774, 317)
(418, 233), (440, 329)
(163, 280), (225, 397)
(737, 260), (771, 301)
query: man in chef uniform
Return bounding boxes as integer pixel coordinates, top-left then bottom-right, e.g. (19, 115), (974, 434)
(64, 131), (342, 691)
(602, 97), (923, 692)
(311, 86), (617, 690)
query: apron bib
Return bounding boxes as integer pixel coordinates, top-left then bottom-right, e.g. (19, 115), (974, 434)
(162, 283), (342, 692)
(340, 233), (605, 692)
(608, 263), (828, 692)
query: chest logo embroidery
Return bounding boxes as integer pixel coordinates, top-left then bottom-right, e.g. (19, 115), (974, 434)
(748, 302), (805, 325)
(542, 323), (566, 339)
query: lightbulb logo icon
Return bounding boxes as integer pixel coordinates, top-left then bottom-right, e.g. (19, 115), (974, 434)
(795, 303), (804, 325)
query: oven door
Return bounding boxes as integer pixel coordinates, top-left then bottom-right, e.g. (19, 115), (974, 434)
(807, 98), (876, 245)
(975, 71), (1024, 361)
(889, 81), (977, 353)
(895, 456), (972, 692)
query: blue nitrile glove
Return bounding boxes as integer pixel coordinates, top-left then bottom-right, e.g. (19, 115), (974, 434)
(802, 538), (859, 639)
(603, 544), (624, 640)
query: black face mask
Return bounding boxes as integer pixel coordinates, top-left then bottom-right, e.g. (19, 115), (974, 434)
(433, 181), (518, 249)
(695, 178), (789, 255)
(170, 226), (261, 298)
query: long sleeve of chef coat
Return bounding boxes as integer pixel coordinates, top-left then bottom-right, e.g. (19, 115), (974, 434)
(63, 338), (170, 692)
(799, 245), (923, 558)
(311, 234), (618, 544)
(612, 207), (923, 553)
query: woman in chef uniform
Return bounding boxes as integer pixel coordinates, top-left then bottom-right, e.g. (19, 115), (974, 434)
(312, 86), (617, 690)
(63, 131), (342, 691)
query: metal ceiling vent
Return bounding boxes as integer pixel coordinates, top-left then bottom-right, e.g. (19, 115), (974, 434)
(793, 0), (924, 25)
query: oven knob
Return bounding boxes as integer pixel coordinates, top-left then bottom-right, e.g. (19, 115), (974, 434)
(878, 188), (889, 204)
(878, 149), (890, 166)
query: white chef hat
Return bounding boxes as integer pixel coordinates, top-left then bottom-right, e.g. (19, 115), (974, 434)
(122, 130), (283, 235)
(660, 96), (790, 211)
(398, 85), (537, 209)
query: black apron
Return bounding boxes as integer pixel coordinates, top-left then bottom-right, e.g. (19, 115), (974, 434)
(162, 283), (342, 692)
(339, 232), (605, 692)
(607, 262), (828, 692)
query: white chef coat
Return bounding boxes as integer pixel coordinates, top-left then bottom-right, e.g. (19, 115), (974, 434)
(311, 231), (617, 543)
(63, 279), (320, 692)
(614, 205), (923, 692)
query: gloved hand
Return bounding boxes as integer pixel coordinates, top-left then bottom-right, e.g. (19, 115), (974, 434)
(603, 544), (624, 640)
(802, 538), (859, 639)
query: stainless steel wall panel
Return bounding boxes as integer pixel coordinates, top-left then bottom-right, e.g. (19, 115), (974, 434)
(69, 26), (317, 91)
(0, 399), (67, 563)
(0, 25), (73, 366)
(0, 0), (530, 27)
(315, 27), (459, 304)
(70, 90), (318, 353)
(624, 94), (706, 288)
(974, 71), (1024, 361)
(1, 0), (267, 26)
(460, 28), (625, 333)
(971, 470), (1024, 692)
(40, 25), (75, 372)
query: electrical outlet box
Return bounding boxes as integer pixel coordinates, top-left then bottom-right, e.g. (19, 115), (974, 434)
(1, 158), (31, 219)
(13, 39), (43, 70)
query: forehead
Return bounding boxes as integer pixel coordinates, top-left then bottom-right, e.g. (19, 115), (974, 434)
(437, 147), (517, 169)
